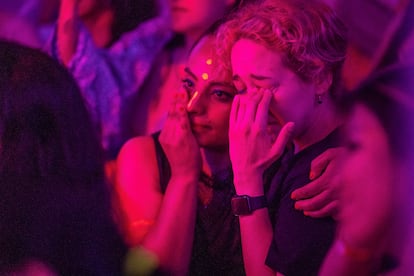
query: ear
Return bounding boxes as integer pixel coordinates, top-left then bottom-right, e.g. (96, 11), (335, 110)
(315, 70), (333, 96)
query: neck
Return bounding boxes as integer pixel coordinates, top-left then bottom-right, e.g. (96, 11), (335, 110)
(294, 101), (344, 152)
(82, 9), (114, 48)
(200, 147), (231, 177)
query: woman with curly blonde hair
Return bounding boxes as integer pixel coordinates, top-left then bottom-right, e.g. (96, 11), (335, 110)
(216, 0), (347, 275)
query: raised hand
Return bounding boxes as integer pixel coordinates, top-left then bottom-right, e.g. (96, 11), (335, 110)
(57, 0), (82, 65)
(159, 91), (202, 181)
(229, 88), (294, 194)
(291, 147), (345, 218)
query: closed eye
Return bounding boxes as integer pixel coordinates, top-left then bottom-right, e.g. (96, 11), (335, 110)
(211, 89), (234, 102)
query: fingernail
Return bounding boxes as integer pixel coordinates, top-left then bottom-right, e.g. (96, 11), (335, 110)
(309, 171), (315, 180)
(304, 211), (310, 216)
(291, 192), (297, 200)
(294, 202), (301, 210)
(272, 87), (279, 93)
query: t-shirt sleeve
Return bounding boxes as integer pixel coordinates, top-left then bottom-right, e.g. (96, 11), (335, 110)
(265, 176), (336, 276)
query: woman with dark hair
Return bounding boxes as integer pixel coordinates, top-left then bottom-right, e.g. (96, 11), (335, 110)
(320, 64), (414, 275)
(54, 0), (248, 158)
(0, 40), (126, 275)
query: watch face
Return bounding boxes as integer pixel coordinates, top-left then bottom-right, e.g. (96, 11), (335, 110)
(231, 196), (251, 216)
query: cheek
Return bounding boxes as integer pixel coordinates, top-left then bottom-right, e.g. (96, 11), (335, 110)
(210, 107), (231, 134)
(269, 94), (296, 123)
(271, 90), (313, 123)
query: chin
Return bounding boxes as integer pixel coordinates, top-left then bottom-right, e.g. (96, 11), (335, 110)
(196, 138), (228, 151)
(171, 21), (191, 34)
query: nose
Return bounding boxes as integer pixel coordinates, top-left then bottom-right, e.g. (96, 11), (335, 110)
(245, 86), (258, 95)
(186, 90), (205, 114)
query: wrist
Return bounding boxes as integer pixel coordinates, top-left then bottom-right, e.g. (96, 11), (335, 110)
(233, 174), (263, 196)
(231, 194), (268, 216)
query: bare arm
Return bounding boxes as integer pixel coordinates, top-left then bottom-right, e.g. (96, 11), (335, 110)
(57, 0), (79, 66)
(117, 92), (201, 275)
(230, 89), (293, 275)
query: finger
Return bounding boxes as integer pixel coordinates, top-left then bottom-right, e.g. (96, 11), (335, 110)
(177, 104), (191, 130)
(310, 147), (345, 180)
(230, 95), (241, 128)
(303, 200), (339, 219)
(255, 89), (272, 129)
(268, 122), (295, 163)
(291, 175), (326, 200)
(235, 94), (248, 123)
(294, 189), (331, 212)
(242, 90), (263, 124)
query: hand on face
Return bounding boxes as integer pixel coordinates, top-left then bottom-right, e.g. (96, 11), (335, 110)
(229, 88), (294, 190)
(291, 147), (345, 219)
(159, 90), (202, 181)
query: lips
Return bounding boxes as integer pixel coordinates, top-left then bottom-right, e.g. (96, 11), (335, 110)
(190, 121), (211, 132)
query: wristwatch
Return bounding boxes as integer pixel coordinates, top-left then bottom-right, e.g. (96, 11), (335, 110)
(231, 195), (268, 216)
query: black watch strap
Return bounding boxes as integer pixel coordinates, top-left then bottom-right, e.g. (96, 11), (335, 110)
(231, 195), (268, 216)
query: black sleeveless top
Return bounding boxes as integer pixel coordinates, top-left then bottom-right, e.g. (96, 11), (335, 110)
(152, 132), (246, 275)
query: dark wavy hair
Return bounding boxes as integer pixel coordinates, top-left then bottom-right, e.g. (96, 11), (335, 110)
(0, 40), (125, 275)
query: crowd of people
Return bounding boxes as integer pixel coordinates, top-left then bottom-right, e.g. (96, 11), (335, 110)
(0, 0), (413, 275)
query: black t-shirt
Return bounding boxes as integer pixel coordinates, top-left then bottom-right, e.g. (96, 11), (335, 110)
(152, 132), (247, 275)
(265, 130), (340, 276)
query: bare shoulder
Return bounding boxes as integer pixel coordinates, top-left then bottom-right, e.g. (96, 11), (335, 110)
(118, 136), (156, 163)
(116, 136), (163, 245)
(117, 136), (160, 193)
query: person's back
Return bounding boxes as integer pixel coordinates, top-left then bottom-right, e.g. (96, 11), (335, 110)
(0, 40), (126, 275)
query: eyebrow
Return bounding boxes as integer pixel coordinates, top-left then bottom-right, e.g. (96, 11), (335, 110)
(184, 67), (197, 80)
(185, 67), (234, 89)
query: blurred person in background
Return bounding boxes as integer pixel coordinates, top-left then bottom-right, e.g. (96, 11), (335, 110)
(0, 0), (62, 48)
(320, 64), (414, 276)
(53, 0), (248, 160)
(0, 40), (126, 275)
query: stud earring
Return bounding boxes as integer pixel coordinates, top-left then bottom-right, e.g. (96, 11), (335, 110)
(316, 95), (323, 104)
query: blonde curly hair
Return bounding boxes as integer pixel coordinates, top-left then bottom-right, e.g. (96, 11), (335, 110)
(216, 0), (347, 95)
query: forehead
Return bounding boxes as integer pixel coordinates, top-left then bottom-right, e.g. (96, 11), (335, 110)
(188, 37), (232, 81)
(231, 39), (286, 76)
